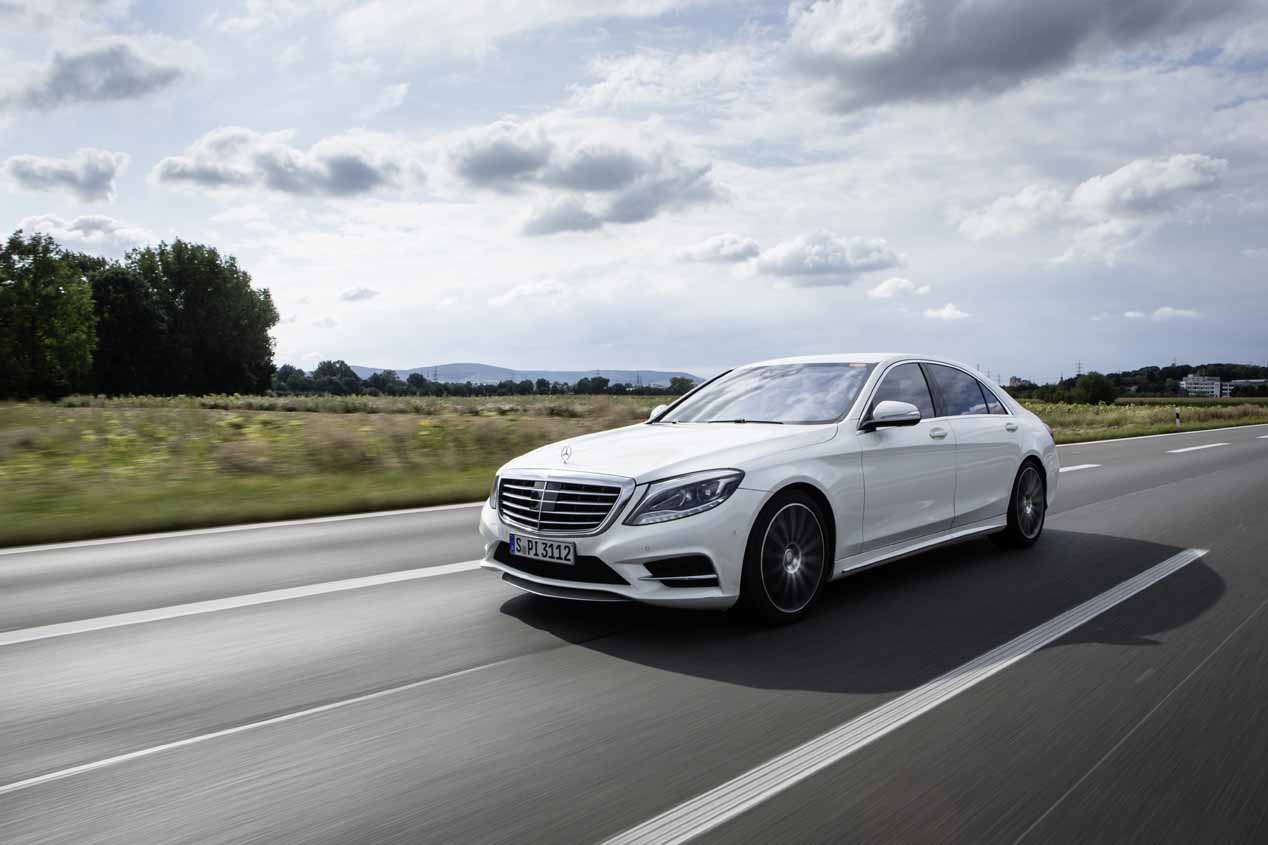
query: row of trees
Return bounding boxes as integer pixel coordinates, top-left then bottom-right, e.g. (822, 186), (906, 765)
(1, 232), (278, 398)
(273, 363), (694, 398)
(1008, 362), (1268, 403)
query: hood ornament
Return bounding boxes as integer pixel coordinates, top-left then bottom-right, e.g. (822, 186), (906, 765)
(560, 445), (572, 464)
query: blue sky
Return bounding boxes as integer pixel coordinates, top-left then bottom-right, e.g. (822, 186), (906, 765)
(2, 0), (1266, 381)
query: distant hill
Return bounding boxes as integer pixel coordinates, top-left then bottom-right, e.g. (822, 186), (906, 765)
(348, 362), (700, 387)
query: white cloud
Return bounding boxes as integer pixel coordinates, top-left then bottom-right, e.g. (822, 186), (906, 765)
(1069, 154), (1227, 215)
(677, 233), (761, 263)
(215, 0), (310, 33)
(1244, 247), (1268, 259)
(1124, 310), (1146, 319)
(867, 276), (930, 298)
(357, 82), (409, 120)
(153, 127), (419, 197)
(957, 185), (1066, 240)
(959, 154), (1228, 264)
(1089, 312), (1110, 321)
(312, 317), (338, 329)
(489, 279), (567, 309)
(924, 302), (970, 320)
(571, 43), (772, 109)
(333, 0), (698, 60)
(19, 212), (153, 253)
(755, 231), (901, 285)
(1152, 306), (1199, 320)
(339, 286), (381, 302)
(3, 148), (128, 201)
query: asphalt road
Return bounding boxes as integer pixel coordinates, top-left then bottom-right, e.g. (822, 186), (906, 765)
(3, 423), (1268, 843)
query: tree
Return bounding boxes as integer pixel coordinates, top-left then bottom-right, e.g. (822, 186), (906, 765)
(0, 231), (96, 398)
(1075, 372), (1117, 404)
(668, 376), (695, 395)
(534, 377), (550, 394)
(406, 373), (430, 394)
(366, 369), (404, 394)
(128, 240), (278, 394)
(89, 263), (164, 395)
(312, 360), (362, 394)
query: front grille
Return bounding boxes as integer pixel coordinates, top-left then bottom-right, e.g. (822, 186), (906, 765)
(498, 477), (622, 534)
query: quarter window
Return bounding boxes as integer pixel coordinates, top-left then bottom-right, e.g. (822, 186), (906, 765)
(928, 364), (989, 416)
(979, 382), (1007, 415)
(869, 363), (935, 420)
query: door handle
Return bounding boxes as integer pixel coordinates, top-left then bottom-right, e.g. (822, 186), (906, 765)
(1005, 421), (1019, 432)
(929, 427), (948, 439)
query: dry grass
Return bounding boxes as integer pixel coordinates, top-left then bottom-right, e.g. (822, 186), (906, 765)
(3, 394), (1265, 546)
(0, 397), (656, 547)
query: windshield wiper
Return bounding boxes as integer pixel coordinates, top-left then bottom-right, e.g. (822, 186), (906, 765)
(706, 419), (784, 424)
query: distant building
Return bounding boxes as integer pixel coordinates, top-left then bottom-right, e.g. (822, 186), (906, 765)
(1180, 374), (1223, 397)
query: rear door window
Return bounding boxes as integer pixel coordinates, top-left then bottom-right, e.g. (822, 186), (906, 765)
(928, 364), (990, 416)
(869, 363), (935, 419)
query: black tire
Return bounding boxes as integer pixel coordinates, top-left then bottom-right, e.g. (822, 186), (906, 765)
(992, 461), (1047, 548)
(738, 490), (830, 624)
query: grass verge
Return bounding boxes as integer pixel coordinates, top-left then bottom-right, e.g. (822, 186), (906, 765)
(3, 396), (1267, 547)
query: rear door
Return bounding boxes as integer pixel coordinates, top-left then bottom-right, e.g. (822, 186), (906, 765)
(858, 362), (957, 550)
(924, 364), (1022, 525)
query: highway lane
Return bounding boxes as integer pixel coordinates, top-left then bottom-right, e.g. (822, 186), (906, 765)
(1, 423), (1267, 843)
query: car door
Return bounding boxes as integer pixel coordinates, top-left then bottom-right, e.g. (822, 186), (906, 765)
(924, 364), (1023, 525)
(857, 362), (957, 550)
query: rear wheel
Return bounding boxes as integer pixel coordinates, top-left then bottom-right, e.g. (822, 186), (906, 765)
(992, 462), (1046, 548)
(739, 491), (829, 624)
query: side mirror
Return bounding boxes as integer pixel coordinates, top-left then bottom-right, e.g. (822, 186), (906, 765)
(862, 400), (921, 432)
(648, 404), (669, 422)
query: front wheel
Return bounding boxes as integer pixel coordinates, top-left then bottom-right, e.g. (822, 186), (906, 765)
(992, 462), (1046, 548)
(738, 491), (830, 624)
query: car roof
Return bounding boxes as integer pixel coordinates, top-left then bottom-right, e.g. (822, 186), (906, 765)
(745, 352), (934, 368)
(739, 353), (1001, 385)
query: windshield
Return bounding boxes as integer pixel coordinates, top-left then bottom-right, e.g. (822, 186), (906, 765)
(660, 363), (876, 424)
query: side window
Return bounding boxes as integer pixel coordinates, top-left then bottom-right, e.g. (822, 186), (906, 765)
(870, 363), (935, 419)
(979, 381), (1007, 415)
(929, 364), (989, 416)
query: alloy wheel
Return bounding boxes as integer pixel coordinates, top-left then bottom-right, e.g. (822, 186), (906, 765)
(759, 502), (826, 614)
(1016, 465), (1045, 540)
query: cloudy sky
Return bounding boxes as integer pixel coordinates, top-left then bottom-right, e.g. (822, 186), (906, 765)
(3, 0), (1266, 381)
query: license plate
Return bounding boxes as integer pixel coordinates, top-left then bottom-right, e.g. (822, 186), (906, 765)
(510, 534), (575, 565)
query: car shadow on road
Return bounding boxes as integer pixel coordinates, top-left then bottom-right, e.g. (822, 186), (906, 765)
(499, 529), (1223, 695)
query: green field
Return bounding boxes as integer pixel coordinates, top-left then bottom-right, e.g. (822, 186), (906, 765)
(3, 394), (1266, 547)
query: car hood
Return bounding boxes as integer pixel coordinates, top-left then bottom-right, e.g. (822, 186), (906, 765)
(500, 422), (838, 482)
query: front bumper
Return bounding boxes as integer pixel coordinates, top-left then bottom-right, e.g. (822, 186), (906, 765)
(477, 488), (765, 609)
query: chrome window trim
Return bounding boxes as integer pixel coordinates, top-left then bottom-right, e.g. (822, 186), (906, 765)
(496, 468), (637, 537)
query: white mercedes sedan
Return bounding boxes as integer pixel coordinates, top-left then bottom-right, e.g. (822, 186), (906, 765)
(479, 354), (1059, 622)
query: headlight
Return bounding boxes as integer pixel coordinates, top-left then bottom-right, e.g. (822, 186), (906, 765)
(488, 475), (500, 509)
(624, 469), (744, 526)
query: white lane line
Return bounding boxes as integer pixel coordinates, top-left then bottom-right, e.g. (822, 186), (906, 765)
(1057, 421), (1268, 447)
(0, 560), (483, 648)
(0, 654), (521, 798)
(0, 501), (486, 557)
(1165, 442), (1228, 454)
(604, 548), (1208, 845)
(1258, 435), (1268, 439)
(1058, 464), (1100, 473)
